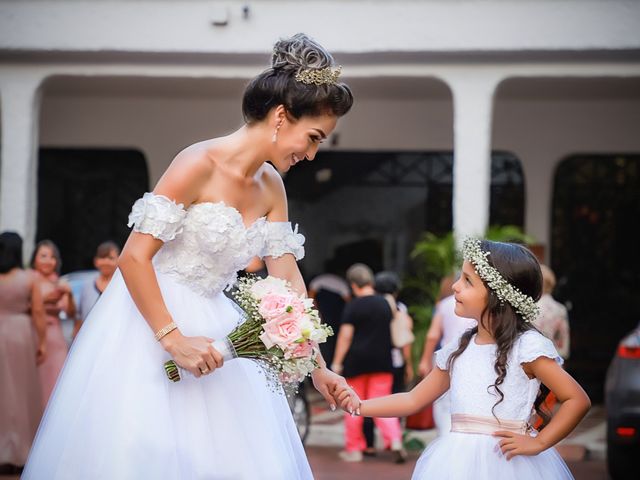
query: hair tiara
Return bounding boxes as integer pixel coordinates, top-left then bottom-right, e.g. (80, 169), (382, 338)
(295, 66), (342, 86)
(462, 238), (540, 323)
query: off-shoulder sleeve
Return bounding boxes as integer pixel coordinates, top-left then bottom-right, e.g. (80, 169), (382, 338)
(435, 338), (462, 371)
(262, 222), (305, 260)
(517, 330), (564, 366)
(127, 192), (187, 242)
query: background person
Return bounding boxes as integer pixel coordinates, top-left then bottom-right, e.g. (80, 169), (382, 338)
(308, 262), (350, 366)
(73, 241), (121, 338)
(30, 239), (76, 406)
(0, 232), (46, 473)
(332, 263), (405, 463)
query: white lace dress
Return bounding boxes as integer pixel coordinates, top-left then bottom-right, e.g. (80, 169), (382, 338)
(23, 193), (313, 480)
(412, 330), (574, 479)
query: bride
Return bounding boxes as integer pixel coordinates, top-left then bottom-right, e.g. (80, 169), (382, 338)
(23, 33), (357, 479)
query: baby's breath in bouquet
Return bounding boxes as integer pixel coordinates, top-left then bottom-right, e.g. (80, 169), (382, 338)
(164, 276), (333, 390)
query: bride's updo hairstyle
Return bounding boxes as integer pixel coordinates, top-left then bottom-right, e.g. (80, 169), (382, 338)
(242, 33), (353, 122)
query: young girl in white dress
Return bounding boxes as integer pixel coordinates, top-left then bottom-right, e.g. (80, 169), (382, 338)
(342, 239), (591, 479)
(23, 33), (359, 480)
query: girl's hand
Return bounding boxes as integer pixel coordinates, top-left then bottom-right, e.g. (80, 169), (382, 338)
(311, 368), (358, 413)
(335, 384), (362, 415)
(494, 431), (545, 460)
(160, 331), (223, 378)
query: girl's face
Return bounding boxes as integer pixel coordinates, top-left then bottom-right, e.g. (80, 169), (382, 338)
(94, 249), (119, 277)
(34, 245), (57, 276)
(452, 260), (489, 321)
(270, 110), (337, 173)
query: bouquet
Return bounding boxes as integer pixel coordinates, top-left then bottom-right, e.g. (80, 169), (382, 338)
(164, 275), (333, 390)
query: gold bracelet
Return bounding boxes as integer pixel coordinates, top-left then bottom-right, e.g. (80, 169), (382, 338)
(155, 321), (177, 341)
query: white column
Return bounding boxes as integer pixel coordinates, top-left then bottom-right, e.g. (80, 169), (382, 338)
(446, 71), (502, 244)
(0, 71), (43, 259)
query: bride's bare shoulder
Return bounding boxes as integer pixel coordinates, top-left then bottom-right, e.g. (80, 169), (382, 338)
(154, 141), (217, 204)
(259, 162), (286, 196)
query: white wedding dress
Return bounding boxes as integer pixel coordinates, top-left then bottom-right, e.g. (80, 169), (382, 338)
(23, 193), (313, 480)
(413, 330), (574, 479)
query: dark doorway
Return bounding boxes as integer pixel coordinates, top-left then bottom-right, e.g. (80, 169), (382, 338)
(551, 154), (640, 402)
(37, 148), (149, 273)
(284, 150), (525, 277)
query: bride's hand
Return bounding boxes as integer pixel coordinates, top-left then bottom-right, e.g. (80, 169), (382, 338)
(312, 367), (360, 413)
(160, 330), (223, 377)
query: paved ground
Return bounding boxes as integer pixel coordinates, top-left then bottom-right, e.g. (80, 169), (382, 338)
(305, 390), (609, 480)
(1, 397), (608, 480)
(306, 446), (609, 480)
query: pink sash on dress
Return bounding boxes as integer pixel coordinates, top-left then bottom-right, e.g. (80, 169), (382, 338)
(450, 413), (529, 435)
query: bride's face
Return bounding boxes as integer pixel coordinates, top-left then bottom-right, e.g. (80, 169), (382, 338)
(271, 111), (337, 173)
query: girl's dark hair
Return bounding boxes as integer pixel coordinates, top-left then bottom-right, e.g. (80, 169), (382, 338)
(242, 33), (353, 122)
(0, 231), (24, 273)
(30, 239), (62, 275)
(446, 240), (551, 426)
(374, 271), (401, 295)
(95, 241), (120, 258)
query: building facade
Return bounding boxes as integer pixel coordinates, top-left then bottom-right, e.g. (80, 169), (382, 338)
(2, 0), (640, 398)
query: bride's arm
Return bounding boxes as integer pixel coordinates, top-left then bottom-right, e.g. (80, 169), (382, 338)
(261, 165), (355, 407)
(262, 166), (306, 296)
(119, 151), (222, 377)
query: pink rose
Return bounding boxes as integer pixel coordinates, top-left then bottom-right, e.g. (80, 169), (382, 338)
(258, 294), (305, 321)
(258, 293), (291, 321)
(287, 341), (314, 359)
(259, 316), (303, 350)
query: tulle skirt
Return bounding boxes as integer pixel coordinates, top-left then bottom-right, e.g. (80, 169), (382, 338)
(412, 431), (573, 479)
(23, 270), (313, 480)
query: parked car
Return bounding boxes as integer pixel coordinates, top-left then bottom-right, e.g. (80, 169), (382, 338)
(604, 322), (640, 480)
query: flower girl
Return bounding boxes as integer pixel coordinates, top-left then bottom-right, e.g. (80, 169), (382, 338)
(340, 239), (590, 479)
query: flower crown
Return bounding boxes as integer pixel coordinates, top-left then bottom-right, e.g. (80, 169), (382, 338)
(462, 238), (540, 323)
(295, 66), (342, 86)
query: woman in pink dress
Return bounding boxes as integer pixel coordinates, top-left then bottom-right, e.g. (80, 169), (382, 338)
(0, 232), (46, 472)
(30, 240), (76, 406)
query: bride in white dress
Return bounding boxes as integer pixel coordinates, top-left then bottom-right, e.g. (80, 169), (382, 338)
(23, 33), (356, 480)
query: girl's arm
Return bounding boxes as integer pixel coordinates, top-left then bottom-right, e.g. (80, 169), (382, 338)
(119, 151), (222, 377)
(343, 367), (450, 418)
(528, 357), (590, 449)
(495, 357), (591, 459)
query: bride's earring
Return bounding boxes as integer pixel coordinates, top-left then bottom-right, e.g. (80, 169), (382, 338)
(272, 122), (282, 143)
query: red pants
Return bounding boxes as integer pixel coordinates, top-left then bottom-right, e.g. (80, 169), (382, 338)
(344, 372), (402, 452)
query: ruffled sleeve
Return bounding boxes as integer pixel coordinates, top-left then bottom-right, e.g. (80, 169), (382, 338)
(127, 192), (187, 242)
(517, 330), (564, 366)
(435, 337), (462, 371)
(261, 222), (305, 260)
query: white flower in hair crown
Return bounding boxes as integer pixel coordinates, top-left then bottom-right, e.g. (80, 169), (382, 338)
(462, 238), (540, 322)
